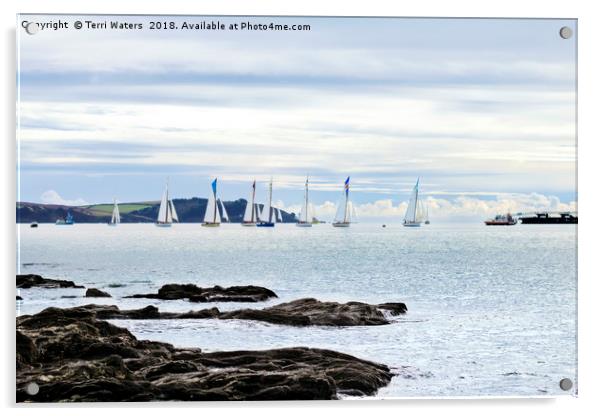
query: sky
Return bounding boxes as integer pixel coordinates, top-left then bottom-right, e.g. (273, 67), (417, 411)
(17, 16), (577, 221)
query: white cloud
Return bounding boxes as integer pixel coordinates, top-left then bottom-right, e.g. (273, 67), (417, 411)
(40, 190), (89, 206)
(281, 193), (576, 222)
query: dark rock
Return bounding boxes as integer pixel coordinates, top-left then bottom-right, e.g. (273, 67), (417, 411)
(16, 306), (393, 402)
(221, 298), (407, 326)
(59, 297), (406, 327)
(16, 295), (23, 301)
(85, 288), (112, 298)
(126, 283), (277, 303)
(377, 302), (408, 315)
(17, 274), (84, 289)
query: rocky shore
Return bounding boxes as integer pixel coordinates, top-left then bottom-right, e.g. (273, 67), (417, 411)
(17, 306), (394, 401)
(125, 283), (278, 303)
(17, 274), (84, 289)
(58, 298), (406, 327)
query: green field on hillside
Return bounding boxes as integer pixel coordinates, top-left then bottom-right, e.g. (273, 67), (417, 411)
(87, 203), (156, 216)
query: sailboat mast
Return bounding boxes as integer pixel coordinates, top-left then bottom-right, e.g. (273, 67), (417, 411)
(268, 179), (273, 223)
(251, 181), (256, 222)
(305, 177), (309, 222)
(165, 180), (169, 223)
(414, 179), (419, 221)
(213, 180), (217, 224)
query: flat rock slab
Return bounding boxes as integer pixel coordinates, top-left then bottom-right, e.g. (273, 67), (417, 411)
(16, 306), (393, 402)
(222, 298), (408, 326)
(66, 297), (407, 327)
(125, 283), (277, 303)
(16, 274), (84, 289)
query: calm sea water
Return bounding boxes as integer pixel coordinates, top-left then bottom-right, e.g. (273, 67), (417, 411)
(16, 222), (577, 398)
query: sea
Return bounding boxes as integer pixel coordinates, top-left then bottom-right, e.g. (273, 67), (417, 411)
(16, 222), (577, 398)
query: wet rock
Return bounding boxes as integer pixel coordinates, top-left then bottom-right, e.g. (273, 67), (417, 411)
(16, 274), (84, 289)
(61, 297), (407, 327)
(126, 283), (277, 303)
(221, 298), (407, 326)
(16, 306), (393, 402)
(85, 288), (112, 298)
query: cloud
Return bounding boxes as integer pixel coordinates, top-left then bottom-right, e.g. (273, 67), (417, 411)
(40, 190), (89, 206)
(17, 17), (576, 205)
(280, 193), (576, 222)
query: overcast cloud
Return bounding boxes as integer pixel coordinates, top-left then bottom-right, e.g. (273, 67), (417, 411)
(17, 16), (577, 220)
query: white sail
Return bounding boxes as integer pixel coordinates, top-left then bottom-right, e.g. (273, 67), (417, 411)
(157, 180), (177, 224)
(276, 208), (282, 222)
(254, 204), (260, 221)
(111, 200), (120, 224)
(416, 199), (425, 222)
(299, 204), (308, 223)
(404, 179), (420, 224)
(169, 200), (178, 222)
(219, 199), (229, 222)
(259, 204), (270, 222)
(157, 186), (169, 223)
(243, 199), (254, 222)
(243, 181), (257, 223)
(259, 179), (274, 223)
(299, 177), (311, 223)
(204, 189), (220, 223)
(334, 197), (351, 222)
(333, 177), (352, 225)
(350, 202), (358, 222)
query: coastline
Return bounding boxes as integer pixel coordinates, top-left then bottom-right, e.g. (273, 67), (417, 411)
(16, 274), (406, 401)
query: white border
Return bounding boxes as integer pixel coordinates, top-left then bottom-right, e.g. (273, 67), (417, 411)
(3, 1), (601, 415)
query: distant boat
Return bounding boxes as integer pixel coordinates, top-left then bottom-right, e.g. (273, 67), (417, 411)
(296, 176), (312, 227)
(332, 176), (354, 227)
(257, 178), (276, 227)
(202, 178), (229, 227)
(56, 212), (74, 225)
(242, 180), (259, 226)
(156, 179), (178, 227)
(30, 222), (38, 228)
(108, 199), (120, 226)
(485, 213), (517, 226)
(519, 212), (577, 224)
(403, 178), (422, 227)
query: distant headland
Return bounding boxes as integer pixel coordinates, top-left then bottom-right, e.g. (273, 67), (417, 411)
(16, 198), (297, 224)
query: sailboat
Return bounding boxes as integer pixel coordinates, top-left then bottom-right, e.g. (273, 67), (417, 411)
(403, 178), (422, 227)
(424, 203), (430, 225)
(55, 211), (74, 225)
(296, 176), (312, 227)
(108, 199), (120, 226)
(156, 179), (178, 227)
(242, 180), (259, 226)
(202, 178), (228, 227)
(257, 178), (275, 227)
(332, 176), (353, 227)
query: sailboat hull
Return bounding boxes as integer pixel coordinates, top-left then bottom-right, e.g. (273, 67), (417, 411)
(201, 223), (220, 227)
(257, 222), (275, 227)
(107, 223), (118, 227)
(403, 222), (421, 227)
(155, 222), (172, 228)
(241, 222), (256, 227)
(296, 222), (312, 227)
(332, 222), (350, 228)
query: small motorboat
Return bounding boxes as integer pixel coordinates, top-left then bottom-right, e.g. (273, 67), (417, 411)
(485, 213), (517, 226)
